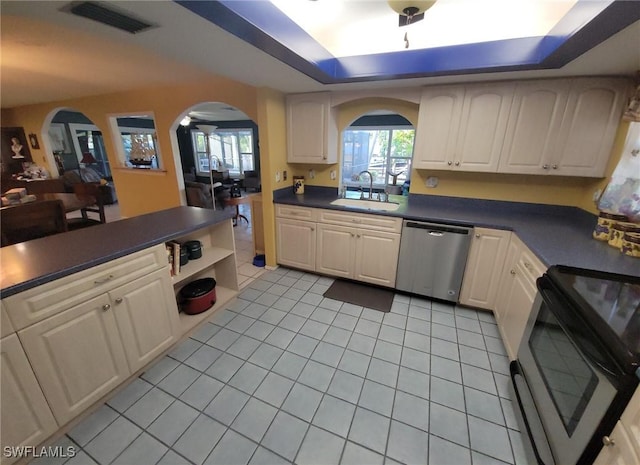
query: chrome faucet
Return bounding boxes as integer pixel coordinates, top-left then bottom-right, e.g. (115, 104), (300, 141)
(358, 170), (373, 199)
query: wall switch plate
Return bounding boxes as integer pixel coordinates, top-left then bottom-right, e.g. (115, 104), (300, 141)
(275, 171), (281, 182)
(309, 169), (315, 179)
(283, 170), (287, 181)
(426, 176), (439, 188)
(330, 170), (336, 180)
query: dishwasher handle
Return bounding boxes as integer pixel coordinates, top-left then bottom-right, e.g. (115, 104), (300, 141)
(404, 221), (470, 235)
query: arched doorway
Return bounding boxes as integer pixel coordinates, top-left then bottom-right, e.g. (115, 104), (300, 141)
(172, 102), (265, 286)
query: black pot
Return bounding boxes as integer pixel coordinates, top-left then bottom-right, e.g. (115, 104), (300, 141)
(179, 247), (189, 266)
(179, 278), (216, 315)
(184, 240), (202, 259)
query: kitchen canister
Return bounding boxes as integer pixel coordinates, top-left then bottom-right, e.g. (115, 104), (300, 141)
(593, 211), (629, 241)
(184, 240), (202, 259)
(293, 176), (305, 194)
(608, 222), (640, 249)
(621, 232), (640, 258)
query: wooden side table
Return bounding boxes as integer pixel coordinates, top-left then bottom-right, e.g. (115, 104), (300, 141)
(224, 194), (255, 226)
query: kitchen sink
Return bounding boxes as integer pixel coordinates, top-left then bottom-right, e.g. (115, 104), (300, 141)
(330, 198), (400, 211)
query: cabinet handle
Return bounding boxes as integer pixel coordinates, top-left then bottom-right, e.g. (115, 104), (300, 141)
(357, 234), (361, 238)
(351, 219), (361, 223)
(543, 164), (549, 170)
(524, 262), (532, 270)
(447, 161), (453, 166)
(350, 233), (355, 237)
(323, 154), (327, 160)
(602, 436), (615, 447)
(455, 161), (460, 166)
(310, 227), (315, 231)
(475, 234), (481, 238)
(552, 165), (558, 170)
(114, 297), (123, 304)
(94, 274), (114, 284)
(102, 304), (111, 311)
(510, 269), (516, 275)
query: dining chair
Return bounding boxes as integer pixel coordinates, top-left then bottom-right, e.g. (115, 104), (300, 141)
(67, 183), (106, 230)
(1, 200), (68, 247)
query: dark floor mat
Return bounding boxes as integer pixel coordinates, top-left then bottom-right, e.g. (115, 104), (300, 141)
(323, 279), (393, 313)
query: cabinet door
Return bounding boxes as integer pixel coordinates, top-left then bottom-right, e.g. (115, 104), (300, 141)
(554, 78), (627, 177)
(620, 387), (640, 458)
(413, 86), (464, 169)
(276, 218), (317, 271)
(286, 93), (336, 164)
(316, 224), (356, 279)
(594, 421), (640, 465)
(498, 260), (538, 360)
(110, 269), (180, 373)
(354, 229), (401, 288)
(499, 80), (569, 174)
(1, 334), (58, 464)
(460, 228), (511, 310)
(18, 294), (130, 425)
(455, 83), (514, 172)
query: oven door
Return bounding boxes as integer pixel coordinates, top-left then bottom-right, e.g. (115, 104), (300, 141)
(517, 276), (620, 465)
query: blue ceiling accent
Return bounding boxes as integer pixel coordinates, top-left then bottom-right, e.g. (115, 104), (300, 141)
(176, 0), (640, 84)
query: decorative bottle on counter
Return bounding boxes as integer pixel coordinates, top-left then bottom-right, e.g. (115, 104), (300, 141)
(293, 176), (305, 194)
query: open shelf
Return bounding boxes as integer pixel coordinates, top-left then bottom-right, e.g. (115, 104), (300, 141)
(178, 285), (236, 334)
(171, 247), (234, 287)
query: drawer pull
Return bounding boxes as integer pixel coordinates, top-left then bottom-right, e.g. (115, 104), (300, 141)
(475, 234), (481, 238)
(523, 262), (532, 270)
(510, 269), (516, 275)
(94, 275), (114, 285)
(602, 436), (615, 447)
(102, 304), (111, 312)
(351, 219), (361, 223)
(114, 297), (123, 304)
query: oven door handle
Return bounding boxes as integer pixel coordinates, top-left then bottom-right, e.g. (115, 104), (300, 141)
(539, 284), (622, 382)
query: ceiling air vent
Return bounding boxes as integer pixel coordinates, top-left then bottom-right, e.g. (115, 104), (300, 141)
(65, 1), (154, 34)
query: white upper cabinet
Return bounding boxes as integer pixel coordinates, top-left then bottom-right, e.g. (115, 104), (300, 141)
(414, 83), (513, 172)
(286, 92), (338, 164)
(552, 78), (628, 177)
(401, 77), (628, 177)
(413, 86), (464, 169)
(499, 80), (570, 174)
(456, 83), (514, 172)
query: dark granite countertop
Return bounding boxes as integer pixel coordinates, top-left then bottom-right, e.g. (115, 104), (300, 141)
(274, 187), (640, 278)
(0, 206), (236, 298)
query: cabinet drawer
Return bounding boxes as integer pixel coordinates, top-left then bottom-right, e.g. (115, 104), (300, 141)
(4, 245), (168, 331)
(318, 209), (402, 233)
(275, 204), (318, 221)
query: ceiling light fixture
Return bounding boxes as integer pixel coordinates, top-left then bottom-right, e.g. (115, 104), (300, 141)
(388, 0), (437, 27)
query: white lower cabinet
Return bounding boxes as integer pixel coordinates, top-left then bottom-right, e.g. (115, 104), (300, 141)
(18, 268), (180, 425)
(594, 421), (640, 465)
(276, 218), (317, 271)
(276, 205), (402, 288)
(316, 223), (401, 287)
(0, 334), (58, 465)
(109, 269), (180, 373)
(316, 224), (355, 278)
(18, 293), (131, 425)
(494, 234), (545, 360)
(353, 228), (401, 288)
(459, 228), (511, 310)
(596, 386), (640, 465)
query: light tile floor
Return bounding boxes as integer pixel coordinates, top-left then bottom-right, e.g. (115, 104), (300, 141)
(34, 264), (530, 465)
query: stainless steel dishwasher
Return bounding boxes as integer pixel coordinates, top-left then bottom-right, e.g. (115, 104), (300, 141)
(396, 220), (472, 302)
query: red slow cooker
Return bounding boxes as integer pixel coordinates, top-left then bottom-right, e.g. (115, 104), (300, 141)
(179, 278), (217, 315)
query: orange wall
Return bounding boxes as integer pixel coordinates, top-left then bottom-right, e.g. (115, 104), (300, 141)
(3, 76), (259, 218)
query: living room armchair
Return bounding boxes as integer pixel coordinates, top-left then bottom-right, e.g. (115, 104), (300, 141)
(185, 181), (214, 208)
